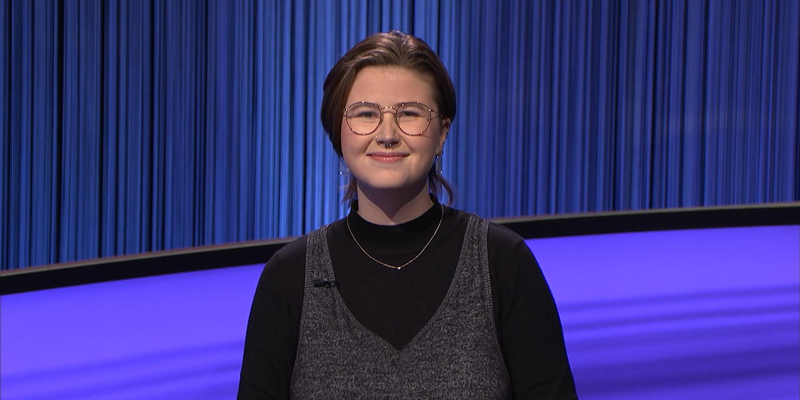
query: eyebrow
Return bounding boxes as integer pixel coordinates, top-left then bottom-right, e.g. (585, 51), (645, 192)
(351, 101), (429, 108)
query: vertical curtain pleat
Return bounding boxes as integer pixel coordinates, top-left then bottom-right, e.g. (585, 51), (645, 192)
(2, 0), (798, 270)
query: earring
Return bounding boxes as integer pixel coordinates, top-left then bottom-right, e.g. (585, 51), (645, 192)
(339, 158), (351, 190)
(435, 152), (443, 175)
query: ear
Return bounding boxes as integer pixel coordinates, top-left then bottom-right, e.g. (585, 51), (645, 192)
(437, 118), (451, 154)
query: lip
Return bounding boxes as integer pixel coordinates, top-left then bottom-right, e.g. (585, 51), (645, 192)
(367, 152), (409, 163)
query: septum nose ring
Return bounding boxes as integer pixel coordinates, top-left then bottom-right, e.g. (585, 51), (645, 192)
(375, 106), (401, 148)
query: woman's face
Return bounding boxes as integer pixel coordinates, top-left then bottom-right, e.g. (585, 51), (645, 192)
(341, 66), (449, 199)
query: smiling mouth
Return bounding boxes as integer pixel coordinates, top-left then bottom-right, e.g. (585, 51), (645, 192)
(367, 153), (409, 162)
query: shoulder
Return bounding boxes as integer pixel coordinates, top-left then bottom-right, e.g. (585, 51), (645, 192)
(487, 222), (528, 253)
(485, 221), (541, 281)
(267, 235), (308, 273)
(445, 210), (537, 271)
(444, 209), (529, 251)
(259, 222), (339, 287)
(253, 234), (309, 306)
(482, 218), (545, 297)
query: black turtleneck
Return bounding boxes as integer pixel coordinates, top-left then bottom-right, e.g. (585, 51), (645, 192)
(239, 201), (577, 399)
(330, 201), (458, 348)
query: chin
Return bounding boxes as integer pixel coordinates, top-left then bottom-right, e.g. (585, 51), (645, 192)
(357, 178), (428, 195)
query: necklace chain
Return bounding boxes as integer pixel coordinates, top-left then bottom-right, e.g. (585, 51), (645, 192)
(346, 204), (444, 270)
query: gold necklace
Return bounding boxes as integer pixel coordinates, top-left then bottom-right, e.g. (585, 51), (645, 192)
(346, 204), (444, 270)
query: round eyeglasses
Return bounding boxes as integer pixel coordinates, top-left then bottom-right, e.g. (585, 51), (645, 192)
(343, 101), (441, 136)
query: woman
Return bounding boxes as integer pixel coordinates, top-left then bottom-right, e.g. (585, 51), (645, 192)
(238, 31), (577, 399)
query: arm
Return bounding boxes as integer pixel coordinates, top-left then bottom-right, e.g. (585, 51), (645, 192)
(238, 239), (305, 399)
(489, 225), (578, 399)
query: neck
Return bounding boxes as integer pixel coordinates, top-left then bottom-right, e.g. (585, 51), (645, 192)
(355, 184), (434, 225)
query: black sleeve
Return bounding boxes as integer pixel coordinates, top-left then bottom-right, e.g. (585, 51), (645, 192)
(237, 238), (306, 400)
(488, 225), (578, 399)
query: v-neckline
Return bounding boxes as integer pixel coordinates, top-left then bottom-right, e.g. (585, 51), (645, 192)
(320, 217), (475, 353)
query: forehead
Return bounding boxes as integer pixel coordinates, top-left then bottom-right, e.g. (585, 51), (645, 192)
(347, 66), (436, 105)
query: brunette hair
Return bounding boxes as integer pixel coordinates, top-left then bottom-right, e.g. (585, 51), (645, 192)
(320, 31), (456, 205)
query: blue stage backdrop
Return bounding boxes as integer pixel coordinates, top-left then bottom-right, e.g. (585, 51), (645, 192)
(2, 0), (799, 270)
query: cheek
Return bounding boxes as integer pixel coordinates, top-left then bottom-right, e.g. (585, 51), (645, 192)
(339, 121), (356, 154)
(428, 128), (447, 154)
(340, 131), (369, 161)
(338, 119), (348, 154)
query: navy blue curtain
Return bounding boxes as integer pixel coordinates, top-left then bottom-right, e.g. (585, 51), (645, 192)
(2, 0), (799, 270)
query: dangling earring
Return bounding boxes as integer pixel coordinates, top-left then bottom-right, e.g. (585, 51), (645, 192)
(339, 158), (351, 190)
(435, 152), (443, 175)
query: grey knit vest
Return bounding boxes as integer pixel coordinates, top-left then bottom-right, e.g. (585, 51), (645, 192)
(290, 215), (511, 399)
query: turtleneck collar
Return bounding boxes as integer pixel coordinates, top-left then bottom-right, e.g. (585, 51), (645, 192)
(346, 197), (444, 251)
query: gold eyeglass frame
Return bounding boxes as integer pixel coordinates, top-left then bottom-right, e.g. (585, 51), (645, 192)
(343, 101), (441, 136)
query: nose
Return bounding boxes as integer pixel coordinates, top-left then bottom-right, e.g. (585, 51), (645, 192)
(374, 107), (401, 147)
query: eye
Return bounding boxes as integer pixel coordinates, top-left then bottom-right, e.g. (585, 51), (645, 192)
(355, 110), (379, 119)
(348, 105), (380, 119)
(397, 105), (427, 119)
